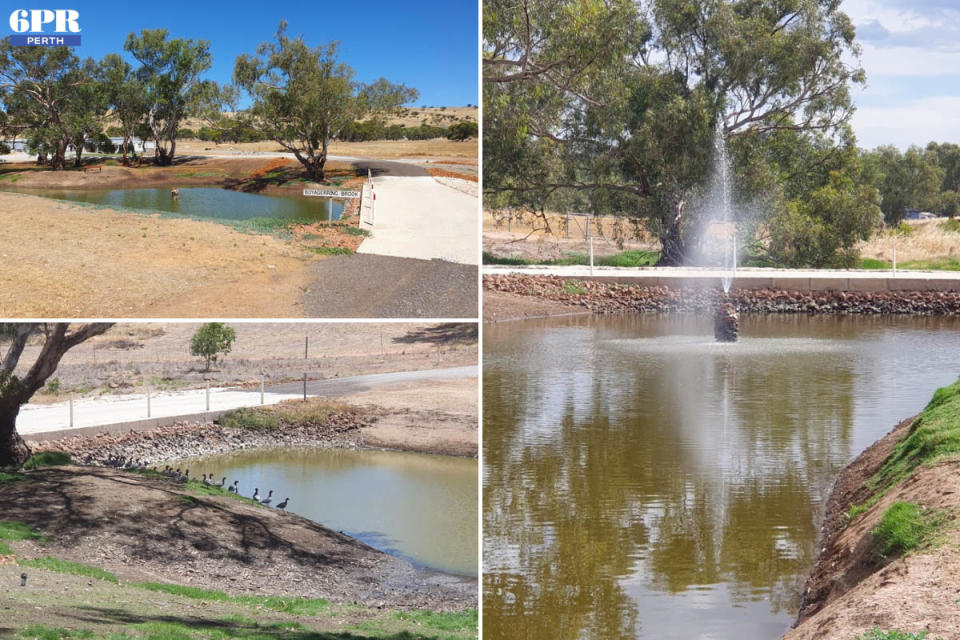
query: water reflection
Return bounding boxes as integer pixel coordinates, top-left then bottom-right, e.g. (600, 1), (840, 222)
(174, 447), (477, 576)
(6, 186), (344, 222)
(483, 313), (960, 639)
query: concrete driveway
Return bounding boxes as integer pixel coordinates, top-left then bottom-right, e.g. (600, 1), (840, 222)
(357, 171), (478, 265)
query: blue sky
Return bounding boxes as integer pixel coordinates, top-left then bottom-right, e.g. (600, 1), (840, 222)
(1, 0), (479, 108)
(844, 0), (960, 150)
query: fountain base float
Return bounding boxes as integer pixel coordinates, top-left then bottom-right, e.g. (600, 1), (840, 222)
(714, 302), (739, 342)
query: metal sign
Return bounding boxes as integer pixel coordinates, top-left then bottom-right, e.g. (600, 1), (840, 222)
(303, 188), (360, 199)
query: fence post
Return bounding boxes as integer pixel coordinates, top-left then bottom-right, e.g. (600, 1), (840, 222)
(305, 335), (309, 360)
(260, 373), (265, 405)
(205, 382), (210, 411)
(893, 234), (898, 277)
(303, 372), (307, 401)
(589, 236), (594, 275)
(147, 388), (151, 418)
(565, 213), (570, 239)
(69, 395), (74, 428)
(508, 211), (512, 233)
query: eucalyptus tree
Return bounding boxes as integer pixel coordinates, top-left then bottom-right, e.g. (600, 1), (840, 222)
(0, 41), (97, 169)
(0, 323), (113, 467)
(484, 0), (868, 265)
(99, 53), (149, 165)
(124, 29), (221, 165)
(234, 22), (418, 180)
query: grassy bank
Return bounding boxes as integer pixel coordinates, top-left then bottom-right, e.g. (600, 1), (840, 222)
(482, 249), (659, 267)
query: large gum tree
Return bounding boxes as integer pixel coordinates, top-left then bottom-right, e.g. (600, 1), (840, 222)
(484, 0), (865, 265)
(0, 323), (113, 467)
(234, 22), (418, 181)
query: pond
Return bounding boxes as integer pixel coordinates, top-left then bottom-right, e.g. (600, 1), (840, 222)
(177, 447), (477, 577)
(483, 313), (960, 640)
(8, 186), (344, 222)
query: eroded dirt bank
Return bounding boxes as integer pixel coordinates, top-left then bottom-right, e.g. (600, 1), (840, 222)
(0, 465), (475, 612)
(783, 417), (960, 639)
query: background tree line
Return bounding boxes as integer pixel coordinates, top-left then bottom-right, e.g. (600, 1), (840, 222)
(0, 22), (461, 180)
(483, 0), (952, 268)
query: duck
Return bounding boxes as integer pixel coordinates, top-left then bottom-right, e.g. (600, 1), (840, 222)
(252, 488), (261, 503)
(276, 497), (289, 510)
(260, 490), (273, 506)
(201, 473), (208, 485)
(218, 477), (227, 487)
(228, 480), (239, 494)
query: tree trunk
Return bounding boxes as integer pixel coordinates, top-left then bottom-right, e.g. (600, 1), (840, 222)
(0, 404), (30, 467)
(73, 144), (83, 167)
(656, 198), (687, 266)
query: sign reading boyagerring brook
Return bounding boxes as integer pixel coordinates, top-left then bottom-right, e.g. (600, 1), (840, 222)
(303, 188), (361, 199)
(8, 9), (81, 46)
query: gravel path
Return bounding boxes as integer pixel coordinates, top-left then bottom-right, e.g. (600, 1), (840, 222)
(304, 254), (477, 318)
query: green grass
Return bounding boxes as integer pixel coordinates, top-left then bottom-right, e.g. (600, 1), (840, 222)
(858, 257), (891, 269)
(19, 557), (118, 583)
(0, 471), (26, 484)
(858, 256), (960, 271)
(855, 628), (940, 640)
(132, 582), (330, 615)
(19, 625), (95, 640)
(22, 451), (71, 470)
(483, 249), (660, 267)
(339, 226), (369, 237)
(0, 520), (46, 554)
(561, 279), (586, 295)
(940, 218), (960, 233)
(392, 609), (477, 632)
(218, 407), (280, 431)
(312, 246), (354, 255)
(848, 376), (960, 520)
(871, 502), (942, 557)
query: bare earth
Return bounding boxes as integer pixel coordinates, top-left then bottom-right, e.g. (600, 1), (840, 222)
(14, 322), (478, 403)
(0, 191), (314, 318)
(783, 417), (960, 639)
(482, 289), (588, 323)
(351, 377), (478, 457)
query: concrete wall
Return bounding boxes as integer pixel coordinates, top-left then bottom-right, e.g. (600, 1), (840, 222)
(24, 409), (234, 443)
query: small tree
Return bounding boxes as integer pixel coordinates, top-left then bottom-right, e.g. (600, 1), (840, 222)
(190, 323), (236, 371)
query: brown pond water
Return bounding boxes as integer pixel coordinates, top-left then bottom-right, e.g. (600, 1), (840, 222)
(483, 313), (960, 639)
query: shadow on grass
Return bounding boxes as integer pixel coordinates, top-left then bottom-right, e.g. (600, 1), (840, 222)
(392, 324), (477, 345)
(64, 607), (450, 639)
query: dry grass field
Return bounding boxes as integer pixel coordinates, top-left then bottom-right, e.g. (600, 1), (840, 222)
(858, 218), (960, 264)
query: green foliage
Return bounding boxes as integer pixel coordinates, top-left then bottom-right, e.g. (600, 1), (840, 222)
(124, 29), (227, 166)
(312, 246), (353, 255)
(218, 407), (279, 431)
(0, 520), (45, 554)
(19, 556), (119, 583)
(339, 226), (370, 237)
(858, 258), (890, 270)
(43, 378), (61, 395)
(483, 249), (660, 267)
(895, 221), (915, 237)
(19, 625), (94, 640)
(941, 218), (960, 233)
(132, 582), (330, 615)
(189, 322), (236, 371)
(392, 609), (477, 632)
(562, 280), (586, 295)
(871, 502), (934, 557)
(22, 451), (71, 470)
(234, 23), (417, 180)
(446, 121), (478, 141)
(855, 629), (937, 640)
(851, 377), (960, 516)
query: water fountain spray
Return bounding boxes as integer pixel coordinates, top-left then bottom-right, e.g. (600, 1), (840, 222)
(712, 121), (739, 341)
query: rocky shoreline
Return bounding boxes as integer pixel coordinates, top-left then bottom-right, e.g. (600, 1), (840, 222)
(485, 274), (960, 315)
(26, 409), (372, 469)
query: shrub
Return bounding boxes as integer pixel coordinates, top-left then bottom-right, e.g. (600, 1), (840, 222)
(22, 451), (71, 470)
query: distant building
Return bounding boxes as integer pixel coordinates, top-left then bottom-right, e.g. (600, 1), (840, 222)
(904, 209), (938, 220)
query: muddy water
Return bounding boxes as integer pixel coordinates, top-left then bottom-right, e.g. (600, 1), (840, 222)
(9, 186), (344, 221)
(483, 313), (960, 639)
(178, 447), (477, 576)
